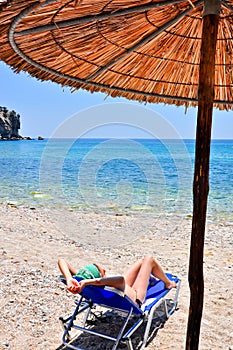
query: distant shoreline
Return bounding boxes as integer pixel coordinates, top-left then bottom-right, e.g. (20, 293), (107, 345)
(1, 137), (232, 141)
(0, 136), (44, 141)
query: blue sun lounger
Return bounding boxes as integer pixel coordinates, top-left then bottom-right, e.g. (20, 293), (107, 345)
(59, 273), (181, 350)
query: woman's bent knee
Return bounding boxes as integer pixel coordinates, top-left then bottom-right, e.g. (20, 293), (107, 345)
(143, 255), (155, 264)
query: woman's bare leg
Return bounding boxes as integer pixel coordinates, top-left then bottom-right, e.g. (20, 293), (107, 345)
(123, 259), (143, 286)
(151, 258), (176, 288)
(132, 255), (176, 303)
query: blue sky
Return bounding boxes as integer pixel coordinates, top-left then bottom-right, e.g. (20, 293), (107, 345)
(1, 61), (232, 139)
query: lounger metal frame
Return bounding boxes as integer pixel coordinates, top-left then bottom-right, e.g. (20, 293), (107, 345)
(59, 275), (181, 350)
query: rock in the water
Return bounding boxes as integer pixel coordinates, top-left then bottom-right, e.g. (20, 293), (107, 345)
(0, 106), (21, 140)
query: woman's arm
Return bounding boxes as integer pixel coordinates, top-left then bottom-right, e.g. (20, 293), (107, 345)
(58, 258), (78, 277)
(58, 258), (126, 294)
(58, 258), (80, 294)
(80, 276), (137, 301)
(58, 258), (73, 280)
(80, 276), (125, 292)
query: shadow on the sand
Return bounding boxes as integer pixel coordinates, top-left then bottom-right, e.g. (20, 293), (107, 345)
(55, 302), (174, 350)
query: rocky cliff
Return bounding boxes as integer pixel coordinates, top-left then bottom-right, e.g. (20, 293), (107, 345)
(0, 106), (21, 140)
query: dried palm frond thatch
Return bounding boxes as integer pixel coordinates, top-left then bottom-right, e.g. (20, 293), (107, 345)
(0, 0), (233, 109)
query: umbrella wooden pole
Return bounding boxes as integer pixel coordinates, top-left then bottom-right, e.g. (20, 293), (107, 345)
(186, 1), (220, 349)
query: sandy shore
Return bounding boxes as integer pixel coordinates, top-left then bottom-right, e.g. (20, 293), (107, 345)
(0, 203), (232, 350)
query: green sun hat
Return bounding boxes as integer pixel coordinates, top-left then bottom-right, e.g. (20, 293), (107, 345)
(74, 264), (101, 280)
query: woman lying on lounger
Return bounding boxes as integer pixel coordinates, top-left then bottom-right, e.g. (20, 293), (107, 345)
(58, 255), (176, 308)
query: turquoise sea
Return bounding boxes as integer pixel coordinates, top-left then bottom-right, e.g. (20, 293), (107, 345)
(0, 138), (232, 223)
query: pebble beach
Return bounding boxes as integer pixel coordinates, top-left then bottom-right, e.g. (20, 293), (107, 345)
(0, 203), (232, 350)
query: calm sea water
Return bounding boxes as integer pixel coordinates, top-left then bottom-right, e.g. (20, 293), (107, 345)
(0, 138), (232, 223)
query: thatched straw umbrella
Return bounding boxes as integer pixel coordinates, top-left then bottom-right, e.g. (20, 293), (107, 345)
(0, 0), (231, 348)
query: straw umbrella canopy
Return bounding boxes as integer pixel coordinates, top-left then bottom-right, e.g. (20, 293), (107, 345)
(0, 0), (232, 109)
(0, 0), (231, 349)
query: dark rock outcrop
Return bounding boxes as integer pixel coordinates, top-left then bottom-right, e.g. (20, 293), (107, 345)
(0, 106), (21, 140)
